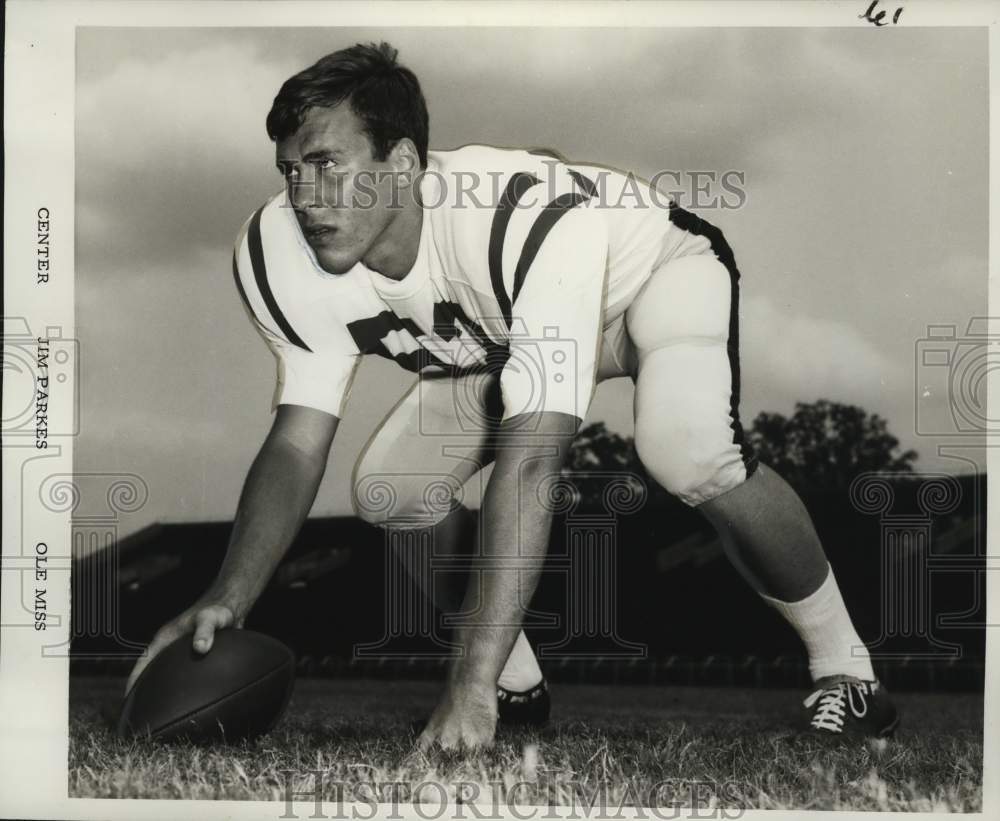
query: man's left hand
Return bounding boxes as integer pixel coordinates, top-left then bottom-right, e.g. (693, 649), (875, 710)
(417, 678), (498, 751)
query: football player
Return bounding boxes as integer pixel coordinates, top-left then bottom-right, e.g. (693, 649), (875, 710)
(127, 42), (898, 747)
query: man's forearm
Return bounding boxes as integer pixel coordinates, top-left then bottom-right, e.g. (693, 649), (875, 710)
(452, 415), (577, 688)
(206, 432), (328, 617)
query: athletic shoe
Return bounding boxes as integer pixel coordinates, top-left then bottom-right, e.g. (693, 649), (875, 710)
(803, 675), (900, 738)
(497, 679), (550, 727)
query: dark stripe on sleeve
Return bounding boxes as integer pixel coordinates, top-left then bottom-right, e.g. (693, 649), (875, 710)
(248, 206), (312, 352)
(488, 173), (540, 327)
(667, 202), (757, 476)
(231, 251), (257, 320)
(567, 169), (599, 198)
(510, 190), (591, 306)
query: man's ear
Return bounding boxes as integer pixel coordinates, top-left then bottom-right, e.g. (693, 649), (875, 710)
(389, 138), (421, 186)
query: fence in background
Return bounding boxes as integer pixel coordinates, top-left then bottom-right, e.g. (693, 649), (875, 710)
(70, 652), (984, 692)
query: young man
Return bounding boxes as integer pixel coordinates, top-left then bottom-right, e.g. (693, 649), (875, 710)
(127, 42), (898, 748)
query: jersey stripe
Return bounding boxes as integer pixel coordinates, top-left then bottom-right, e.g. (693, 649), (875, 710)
(567, 169), (599, 198)
(511, 184), (595, 306)
(488, 173), (541, 327)
(248, 206), (312, 352)
(231, 251), (257, 321)
(666, 202), (757, 475)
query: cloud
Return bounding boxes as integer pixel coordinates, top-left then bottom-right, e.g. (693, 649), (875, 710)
(740, 294), (897, 416)
(77, 38), (299, 272)
(736, 294), (988, 473)
(79, 406), (234, 453)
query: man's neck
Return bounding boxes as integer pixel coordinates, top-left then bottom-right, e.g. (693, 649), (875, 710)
(363, 196), (423, 281)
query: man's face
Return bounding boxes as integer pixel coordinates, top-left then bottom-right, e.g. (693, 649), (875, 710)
(276, 103), (401, 275)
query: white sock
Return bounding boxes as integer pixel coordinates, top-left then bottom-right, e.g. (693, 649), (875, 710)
(760, 564), (875, 684)
(497, 630), (543, 692)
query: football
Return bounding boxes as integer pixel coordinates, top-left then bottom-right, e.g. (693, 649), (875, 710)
(118, 628), (296, 743)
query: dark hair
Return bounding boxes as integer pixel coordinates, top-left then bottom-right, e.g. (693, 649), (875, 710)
(266, 42), (429, 167)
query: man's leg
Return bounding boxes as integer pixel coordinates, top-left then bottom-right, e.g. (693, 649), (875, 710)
(626, 253), (875, 685)
(700, 464), (826, 598)
(351, 371), (544, 697)
(395, 503), (544, 692)
(699, 465), (874, 682)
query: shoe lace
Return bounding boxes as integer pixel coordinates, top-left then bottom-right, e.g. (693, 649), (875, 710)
(804, 681), (869, 732)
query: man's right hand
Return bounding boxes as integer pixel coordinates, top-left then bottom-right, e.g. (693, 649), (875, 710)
(124, 601), (241, 696)
(122, 406), (339, 699)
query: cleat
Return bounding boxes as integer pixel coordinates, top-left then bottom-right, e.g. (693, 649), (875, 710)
(803, 676), (900, 738)
(497, 679), (550, 727)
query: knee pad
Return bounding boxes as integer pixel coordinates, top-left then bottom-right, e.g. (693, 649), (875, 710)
(635, 417), (749, 507)
(629, 253), (755, 506)
(352, 471), (464, 529)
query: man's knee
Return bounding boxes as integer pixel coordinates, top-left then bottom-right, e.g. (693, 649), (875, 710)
(635, 419), (748, 507)
(352, 471), (463, 529)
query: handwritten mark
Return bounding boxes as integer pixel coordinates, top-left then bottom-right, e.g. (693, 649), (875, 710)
(860, 0), (903, 26)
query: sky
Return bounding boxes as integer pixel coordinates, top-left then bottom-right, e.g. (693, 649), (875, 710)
(74, 27), (988, 535)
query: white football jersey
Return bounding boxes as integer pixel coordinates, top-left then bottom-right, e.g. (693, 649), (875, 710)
(232, 144), (713, 421)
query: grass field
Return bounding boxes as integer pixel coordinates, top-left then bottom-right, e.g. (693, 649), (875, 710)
(70, 677), (983, 811)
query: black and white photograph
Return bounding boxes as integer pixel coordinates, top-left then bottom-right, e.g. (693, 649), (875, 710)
(1, 2), (997, 818)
